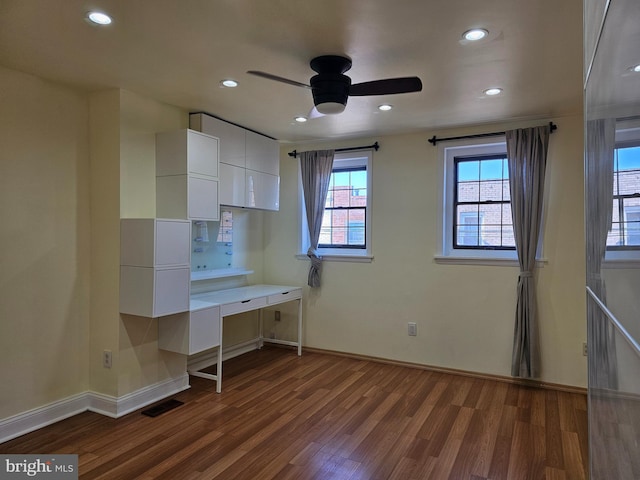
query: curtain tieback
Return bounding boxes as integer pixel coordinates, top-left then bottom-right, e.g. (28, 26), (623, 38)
(519, 271), (533, 278)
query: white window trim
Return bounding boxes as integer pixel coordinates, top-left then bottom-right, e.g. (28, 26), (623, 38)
(605, 123), (640, 267)
(435, 137), (546, 267)
(297, 150), (374, 263)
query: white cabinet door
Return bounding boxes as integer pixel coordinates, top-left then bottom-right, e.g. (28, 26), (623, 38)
(154, 268), (191, 317)
(158, 307), (221, 355)
(188, 176), (219, 221)
(190, 307), (221, 354)
(191, 114), (246, 168)
(120, 266), (190, 317)
(245, 170), (280, 211)
(120, 219), (190, 267)
(187, 130), (219, 178)
(156, 129), (219, 178)
(155, 220), (191, 266)
(246, 130), (279, 175)
(219, 162), (246, 207)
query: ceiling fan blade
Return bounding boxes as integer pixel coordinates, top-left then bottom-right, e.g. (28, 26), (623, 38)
(349, 77), (423, 96)
(246, 71), (311, 89)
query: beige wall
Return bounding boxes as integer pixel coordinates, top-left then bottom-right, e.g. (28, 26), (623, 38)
(265, 114), (587, 388)
(0, 66), (91, 418)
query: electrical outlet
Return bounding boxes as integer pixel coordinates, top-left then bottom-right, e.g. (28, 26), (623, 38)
(583, 342), (588, 356)
(274, 310), (281, 321)
(103, 349), (112, 368)
(408, 322), (417, 336)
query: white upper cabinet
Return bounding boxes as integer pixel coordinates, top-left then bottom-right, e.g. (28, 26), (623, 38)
(156, 128), (220, 221)
(246, 170), (280, 211)
(190, 114), (245, 168)
(156, 129), (219, 178)
(190, 113), (280, 211)
(246, 130), (279, 175)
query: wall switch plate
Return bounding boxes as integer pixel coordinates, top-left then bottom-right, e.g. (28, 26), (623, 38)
(408, 322), (417, 336)
(583, 342), (588, 356)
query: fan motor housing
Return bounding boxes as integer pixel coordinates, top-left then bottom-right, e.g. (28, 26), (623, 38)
(310, 73), (351, 114)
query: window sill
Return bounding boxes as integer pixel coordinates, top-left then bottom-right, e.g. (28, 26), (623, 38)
(434, 255), (547, 267)
(296, 254), (373, 264)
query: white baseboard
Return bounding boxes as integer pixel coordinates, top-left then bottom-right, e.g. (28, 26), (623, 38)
(88, 373), (190, 418)
(0, 373), (190, 444)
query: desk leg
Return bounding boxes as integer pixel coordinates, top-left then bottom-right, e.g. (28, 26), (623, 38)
(258, 309), (264, 349)
(216, 315), (223, 394)
(297, 298), (302, 356)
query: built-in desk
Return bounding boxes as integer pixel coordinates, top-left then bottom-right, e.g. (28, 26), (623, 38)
(163, 284), (302, 393)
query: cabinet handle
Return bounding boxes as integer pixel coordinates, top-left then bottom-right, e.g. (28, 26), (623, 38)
(282, 292), (289, 295)
(241, 300), (251, 303)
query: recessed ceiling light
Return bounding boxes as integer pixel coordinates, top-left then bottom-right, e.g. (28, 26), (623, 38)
(628, 64), (640, 73)
(86, 11), (112, 25)
(220, 79), (238, 88)
(294, 116), (308, 123)
(484, 87), (503, 96)
(378, 104), (393, 111)
(463, 29), (488, 41)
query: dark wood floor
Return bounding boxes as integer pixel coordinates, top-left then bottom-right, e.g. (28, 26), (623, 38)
(1, 347), (588, 479)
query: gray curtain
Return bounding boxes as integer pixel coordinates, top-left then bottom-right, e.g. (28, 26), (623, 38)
(300, 149), (335, 287)
(506, 125), (550, 378)
(585, 118), (617, 389)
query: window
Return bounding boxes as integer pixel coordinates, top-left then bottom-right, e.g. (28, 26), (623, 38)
(608, 145), (640, 249)
(606, 124), (640, 264)
(437, 138), (523, 264)
(299, 151), (373, 261)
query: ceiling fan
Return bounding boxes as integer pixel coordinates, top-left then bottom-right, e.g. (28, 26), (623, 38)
(247, 55), (422, 115)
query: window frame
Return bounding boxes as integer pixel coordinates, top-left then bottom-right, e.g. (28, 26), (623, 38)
(436, 137), (521, 264)
(452, 153), (515, 251)
(298, 150), (373, 262)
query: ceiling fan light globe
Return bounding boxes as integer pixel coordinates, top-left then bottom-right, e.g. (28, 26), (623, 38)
(315, 102), (346, 115)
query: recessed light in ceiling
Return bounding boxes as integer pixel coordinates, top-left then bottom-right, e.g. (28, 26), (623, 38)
(220, 79), (238, 88)
(294, 116), (308, 123)
(484, 87), (503, 96)
(378, 104), (393, 111)
(86, 11), (112, 25)
(628, 64), (640, 73)
(462, 29), (488, 41)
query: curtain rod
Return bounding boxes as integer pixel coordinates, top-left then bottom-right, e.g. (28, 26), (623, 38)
(427, 122), (557, 146)
(288, 142), (379, 158)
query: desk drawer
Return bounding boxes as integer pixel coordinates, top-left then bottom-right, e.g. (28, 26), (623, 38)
(268, 289), (302, 305)
(221, 296), (267, 316)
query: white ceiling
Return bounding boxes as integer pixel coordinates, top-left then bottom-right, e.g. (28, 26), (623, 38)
(0, 0), (584, 143)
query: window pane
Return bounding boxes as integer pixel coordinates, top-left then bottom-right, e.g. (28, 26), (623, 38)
(458, 160), (479, 181)
(458, 181), (479, 203)
(479, 159), (504, 180)
(456, 225), (480, 246)
(617, 170), (640, 195)
(456, 208), (480, 246)
(333, 171), (350, 187)
(502, 226), (516, 247)
(480, 179), (504, 201)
